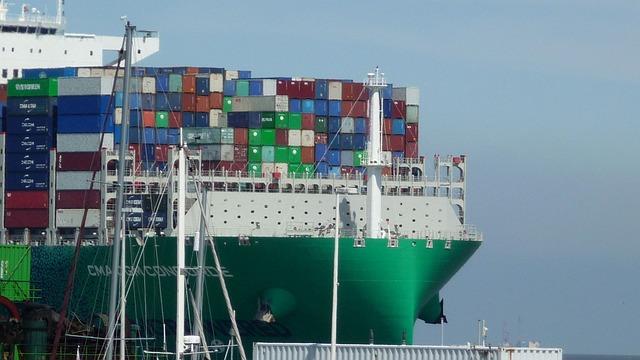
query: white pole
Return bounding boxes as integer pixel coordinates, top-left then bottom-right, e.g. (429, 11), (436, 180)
(176, 144), (186, 360)
(440, 318), (444, 346)
(119, 216), (126, 360)
(365, 68), (386, 239)
(330, 192), (340, 360)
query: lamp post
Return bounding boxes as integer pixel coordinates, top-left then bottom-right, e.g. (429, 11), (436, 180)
(331, 187), (357, 360)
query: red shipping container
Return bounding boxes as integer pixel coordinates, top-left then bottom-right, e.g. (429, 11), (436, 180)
(315, 133), (328, 144)
(5, 191), (48, 209)
(57, 152), (101, 171)
(129, 144), (142, 163)
(201, 160), (217, 171)
(287, 80), (301, 99)
(185, 67), (199, 75)
(234, 128), (248, 145)
(143, 110), (156, 127)
(169, 112), (182, 128)
(342, 82), (368, 101)
(56, 190), (100, 209)
(392, 100), (406, 119)
(196, 96), (209, 112)
(5, 209), (48, 228)
(341, 101), (367, 117)
(301, 114), (315, 130)
(182, 94), (196, 112)
(390, 135), (405, 151)
(276, 80), (288, 95)
(405, 123), (418, 142)
(276, 129), (288, 146)
(218, 161), (233, 171)
(341, 166), (355, 175)
(230, 161), (247, 172)
(382, 135), (392, 151)
(182, 75), (196, 93)
(234, 145), (248, 162)
(0, 84), (7, 102)
(383, 119), (393, 135)
(209, 92), (223, 109)
(155, 145), (169, 162)
(301, 146), (315, 163)
(299, 81), (316, 99)
(405, 142), (418, 158)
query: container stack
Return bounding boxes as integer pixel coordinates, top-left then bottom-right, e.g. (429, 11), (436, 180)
(55, 77), (114, 229)
(3, 78), (57, 230)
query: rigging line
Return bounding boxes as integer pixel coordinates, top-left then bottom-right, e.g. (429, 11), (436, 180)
(49, 36), (127, 360)
(187, 286), (212, 360)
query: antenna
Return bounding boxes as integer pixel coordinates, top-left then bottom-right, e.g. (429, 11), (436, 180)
(56, 0), (64, 26)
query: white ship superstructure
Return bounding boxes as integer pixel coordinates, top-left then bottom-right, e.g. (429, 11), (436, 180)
(0, 0), (159, 83)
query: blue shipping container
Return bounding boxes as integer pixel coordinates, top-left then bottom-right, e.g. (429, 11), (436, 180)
(167, 93), (182, 111)
(6, 115), (53, 135)
(223, 80), (236, 96)
(327, 150), (341, 166)
(196, 77), (209, 95)
(6, 134), (52, 153)
(156, 128), (168, 144)
(58, 95), (113, 115)
(182, 112), (195, 128)
(5, 171), (49, 190)
(227, 112), (249, 128)
(392, 119), (406, 135)
(314, 100), (328, 116)
(195, 112), (209, 127)
(155, 93), (170, 111)
(57, 114), (114, 133)
(301, 99), (314, 114)
(328, 133), (341, 150)
(353, 134), (366, 150)
(289, 99), (301, 113)
(238, 70), (252, 79)
(354, 117), (367, 134)
(22, 67), (77, 79)
(340, 134), (354, 149)
(129, 110), (142, 127)
(315, 80), (328, 99)
(328, 166), (341, 177)
(249, 80), (263, 96)
(143, 128), (156, 143)
(5, 152), (49, 172)
(328, 100), (341, 117)
(383, 99), (392, 118)
(141, 94), (155, 110)
(392, 151), (404, 158)
(328, 117), (341, 133)
(156, 74), (169, 92)
(167, 129), (180, 145)
(248, 112), (261, 128)
(7, 97), (55, 116)
(315, 144), (328, 162)
(316, 161), (329, 175)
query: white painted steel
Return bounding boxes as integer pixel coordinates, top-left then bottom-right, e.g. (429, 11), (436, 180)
(253, 343), (562, 360)
(365, 68), (386, 238)
(330, 192), (340, 360)
(176, 145), (186, 360)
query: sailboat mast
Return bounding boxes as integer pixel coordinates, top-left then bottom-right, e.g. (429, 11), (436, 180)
(176, 138), (187, 360)
(106, 21), (134, 360)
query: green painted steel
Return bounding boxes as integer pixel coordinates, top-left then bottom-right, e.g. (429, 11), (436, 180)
(315, 116), (328, 133)
(168, 74), (183, 92)
(248, 146), (262, 162)
(262, 129), (276, 146)
(275, 146), (289, 163)
(236, 80), (249, 96)
(8, 78), (58, 97)
(0, 245), (31, 301)
(25, 236), (479, 356)
(249, 129), (262, 145)
(261, 112), (276, 129)
(288, 146), (302, 164)
(288, 113), (302, 129)
(223, 96), (233, 112)
(155, 111), (169, 127)
(275, 112), (289, 129)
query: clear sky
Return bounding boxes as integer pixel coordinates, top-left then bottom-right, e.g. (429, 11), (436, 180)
(34, 0), (640, 355)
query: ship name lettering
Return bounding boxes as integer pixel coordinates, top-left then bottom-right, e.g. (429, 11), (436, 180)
(15, 84), (41, 91)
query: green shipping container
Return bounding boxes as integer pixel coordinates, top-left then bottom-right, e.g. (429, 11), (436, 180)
(248, 129), (262, 145)
(8, 78), (58, 97)
(353, 150), (366, 166)
(248, 146), (262, 162)
(274, 146), (289, 163)
(261, 112), (275, 129)
(247, 162), (262, 174)
(223, 97), (233, 112)
(288, 113), (302, 129)
(169, 74), (183, 92)
(156, 111), (169, 127)
(262, 146), (275, 162)
(275, 112), (289, 129)
(220, 127), (235, 144)
(262, 129), (276, 146)
(314, 116), (328, 133)
(0, 245), (32, 301)
(183, 127), (221, 144)
(236, 80), (249, 96)
(289, 163), (315, 178)
(288, 146), (302, 164)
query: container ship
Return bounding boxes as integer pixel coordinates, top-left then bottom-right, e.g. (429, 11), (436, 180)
(0, 11), (482, 360)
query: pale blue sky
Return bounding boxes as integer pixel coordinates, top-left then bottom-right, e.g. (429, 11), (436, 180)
(38, 0), (640, 355)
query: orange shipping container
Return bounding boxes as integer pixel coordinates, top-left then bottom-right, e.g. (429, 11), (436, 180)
(143, 110), (156, 127)
(209, 92), (223, 109)
(182, 75), (196, 93)
(196, 96), (210, 112)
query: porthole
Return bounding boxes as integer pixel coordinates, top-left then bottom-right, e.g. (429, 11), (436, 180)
(277, 211), (282, 214)
(250, 210), (254, 213)
(237, 215), (241, 219)
(224, 210), (227, 213)
(304, 211), (308, 214)
(264, 216), (268, 219)
(223, 221), (228, 224)
(264, 205), (268, 208)
(277, 222), (281, 225)
(360, 207), (364, 210)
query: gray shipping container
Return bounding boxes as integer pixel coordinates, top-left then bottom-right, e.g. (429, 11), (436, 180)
(57, 133), (114, 152)
(58, 77), (116, 96)
(252, 343), (562, 360)
(183, 128), (221, 145)
(200, 145), (221, 161)
(341, 150), (354, 166)
(262, 79), (277, 96)
(341, 117), (354, 133)
(220, 144), (234, 161)
(56, 209), (100, 228)
(392, 86), (420, 105)
(209, 110), (227, 128)
(230, 96), (289, 112)
(56, 171), (99, 190)
(406, 105), (419, 123)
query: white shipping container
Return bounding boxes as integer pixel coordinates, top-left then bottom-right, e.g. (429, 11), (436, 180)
(300, 130), (315, 147)
(328, 81), (342, 100)
(341, 117), (354, 133)
(341, 151), (354, 166)
(231, 96), (288, 112)
(57, 77), (115, 96)
(406, 105), (419, 123)
(142, 77), (156, 94)
(262, 79), (277, 96)
(209, 109), (227, 127)
(209, 73), (224, 92)
(56, 209), (101, 228)
(225, 70), (239, 80)
(57, 133), (114, 152)
(77, 68), (91, 77)
(392, 86), (420, 105)
(274, 163), (288, 174)
(288, 130), (301, 147)
(89, 68), (105, 77)
(56, 171), (98, 190)
(103, 68), (119, 77)
(114, 107), (123, 125)
(262, 163), (275, 175)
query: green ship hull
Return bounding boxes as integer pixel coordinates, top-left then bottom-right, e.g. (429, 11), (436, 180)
(8, 236), (479, 354)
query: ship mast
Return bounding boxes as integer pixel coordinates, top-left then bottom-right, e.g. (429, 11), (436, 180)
(176, 137), (187, 360)
(105, 20), (134, 360)
(365, 67), (387, 238)
(55, 0), (64, 27)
